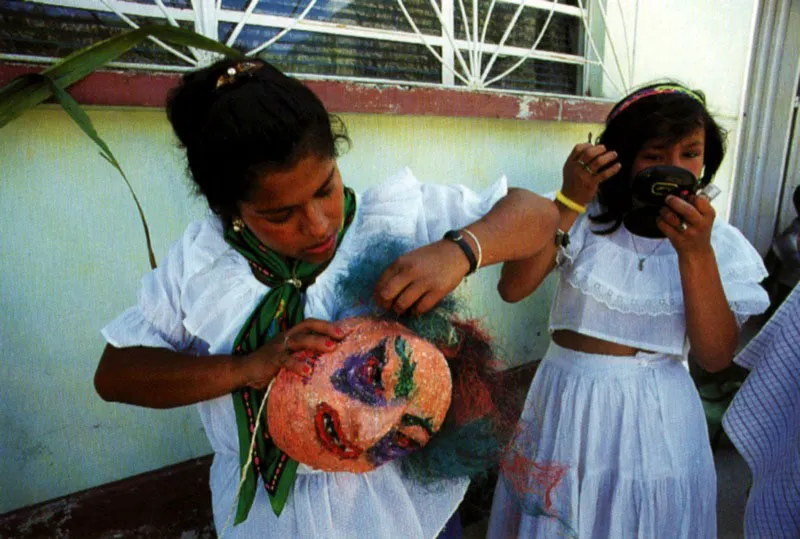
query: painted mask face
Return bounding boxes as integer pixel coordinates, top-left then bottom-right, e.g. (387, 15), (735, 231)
(267, 317), (452, 472)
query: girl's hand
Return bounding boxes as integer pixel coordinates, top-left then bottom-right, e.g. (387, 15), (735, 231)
(658, 194), (715, 254)
(374, 239), (468, 316)
(244, 318), (348, 388)
(562, 143), (620, 207)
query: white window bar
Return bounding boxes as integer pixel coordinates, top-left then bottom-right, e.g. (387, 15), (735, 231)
(482, 0), (558, 86)
(97, 0), (199, 65)
(9, 0), (630, 96)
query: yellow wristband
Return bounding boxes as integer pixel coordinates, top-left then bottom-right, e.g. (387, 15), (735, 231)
(555, 191), (587, 214)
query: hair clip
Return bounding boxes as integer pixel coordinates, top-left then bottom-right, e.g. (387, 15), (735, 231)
(215, 61), (262, 90)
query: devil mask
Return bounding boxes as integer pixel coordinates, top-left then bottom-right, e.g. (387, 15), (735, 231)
(267, 317), (452, 473)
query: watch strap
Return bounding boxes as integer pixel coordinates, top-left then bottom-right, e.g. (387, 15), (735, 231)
(443, 229), (478, 275)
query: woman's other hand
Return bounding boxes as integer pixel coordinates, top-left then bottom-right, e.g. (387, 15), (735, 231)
(374, 239), (469, 316)
(562, 143), (620, 207)
(244, 318), (349, 389)
(658, 194), (715, 255)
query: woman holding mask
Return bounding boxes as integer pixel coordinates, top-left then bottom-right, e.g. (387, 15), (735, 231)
(94, 58), (558, 538)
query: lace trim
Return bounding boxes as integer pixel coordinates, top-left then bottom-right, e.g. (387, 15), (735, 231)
(559, 220), (769, 316)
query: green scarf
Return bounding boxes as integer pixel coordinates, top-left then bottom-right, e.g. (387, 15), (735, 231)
(225, 188), (356, 523)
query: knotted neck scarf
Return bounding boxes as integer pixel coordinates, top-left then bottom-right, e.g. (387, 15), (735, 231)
(224, 187), (356, 523)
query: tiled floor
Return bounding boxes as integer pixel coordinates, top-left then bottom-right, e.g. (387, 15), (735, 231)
(716, 443), (751, 538)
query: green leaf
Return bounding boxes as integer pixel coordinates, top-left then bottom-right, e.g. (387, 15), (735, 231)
(0, 24), (245, 267)
(0, 24), (244, 127)
(41, 74), (158, 269)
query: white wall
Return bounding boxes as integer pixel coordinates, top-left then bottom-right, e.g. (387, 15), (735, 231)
(598, 0), (759, 217)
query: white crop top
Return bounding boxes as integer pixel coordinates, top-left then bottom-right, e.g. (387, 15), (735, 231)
(549, 201), (770, 356)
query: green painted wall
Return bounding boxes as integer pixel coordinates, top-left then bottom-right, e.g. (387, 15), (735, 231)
(0, 105), (598, 512)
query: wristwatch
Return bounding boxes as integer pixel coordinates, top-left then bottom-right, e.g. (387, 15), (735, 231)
(443, 229), (478, 275)
(555, 228), (570, 248)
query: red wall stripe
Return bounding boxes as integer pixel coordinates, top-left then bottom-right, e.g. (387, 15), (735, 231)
(0, 62), (612, 123)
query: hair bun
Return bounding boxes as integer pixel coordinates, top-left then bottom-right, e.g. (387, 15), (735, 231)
(167, 59), (242, 148)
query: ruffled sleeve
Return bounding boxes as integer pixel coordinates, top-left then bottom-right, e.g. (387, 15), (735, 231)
(711, 221), (770, 319)
(101, 215), (253, 353)
(358, 167), (508, 242)
(305, 168), (508, 321)
(417, 173), (508, 242)
(553, 209), (769, 318)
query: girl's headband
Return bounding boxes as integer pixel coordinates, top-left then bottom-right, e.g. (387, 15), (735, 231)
(608, 85), (705, 123)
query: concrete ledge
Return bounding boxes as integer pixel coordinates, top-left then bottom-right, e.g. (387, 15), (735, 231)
(0, 456), (215, 538)
(0, 62), (612, 123)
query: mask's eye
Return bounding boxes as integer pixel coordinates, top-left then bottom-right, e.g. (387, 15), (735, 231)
(331, 339), (388, 405)
(366, 429), (423, 467)
(391, 431), (421, 451)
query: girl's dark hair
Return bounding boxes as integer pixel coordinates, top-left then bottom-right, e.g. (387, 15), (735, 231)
(166, 58), (350, 222)
(591, 82), (726, 233)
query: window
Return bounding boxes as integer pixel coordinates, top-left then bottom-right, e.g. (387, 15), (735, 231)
(1, 0), (603, 96)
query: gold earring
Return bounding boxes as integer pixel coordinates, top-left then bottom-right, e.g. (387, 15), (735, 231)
(232, 218), (245, 233)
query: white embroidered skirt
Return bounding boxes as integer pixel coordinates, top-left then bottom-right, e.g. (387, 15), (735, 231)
(488, 342), (716, 538)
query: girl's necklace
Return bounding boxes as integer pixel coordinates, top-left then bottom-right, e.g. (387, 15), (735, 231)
(630, 236), (666, 271)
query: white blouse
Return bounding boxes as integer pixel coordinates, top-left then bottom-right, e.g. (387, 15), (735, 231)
(102, 167), (507, 538)
(549, 201), (770, 356)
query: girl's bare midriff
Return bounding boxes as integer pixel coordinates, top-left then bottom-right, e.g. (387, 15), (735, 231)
(552, 330), (653, 356)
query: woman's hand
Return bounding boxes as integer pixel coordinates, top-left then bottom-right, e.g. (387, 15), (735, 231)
(374, 239), (468, 316)
(658, 193), (715, 255)
(660, 192), (738, 372)
(562, 143), (620, 207)
(243, 318), (349, 389)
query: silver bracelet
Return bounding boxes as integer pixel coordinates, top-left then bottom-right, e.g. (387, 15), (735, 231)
(461, 228), (483, 271)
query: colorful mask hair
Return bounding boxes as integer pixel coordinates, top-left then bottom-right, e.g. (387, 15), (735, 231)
(268, 236), (520, 480)
(328, 237), (521, 484)
(607, 84), (705, 123)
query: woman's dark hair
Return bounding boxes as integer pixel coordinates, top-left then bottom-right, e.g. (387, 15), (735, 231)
(166, 58), (350, 222)
(591, 82), (726, 233)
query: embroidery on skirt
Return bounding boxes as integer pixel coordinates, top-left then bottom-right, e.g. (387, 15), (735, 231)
(500, 422), (578, 537)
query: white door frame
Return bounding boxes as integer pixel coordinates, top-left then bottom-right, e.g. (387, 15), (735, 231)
(730, 0), (800, 255)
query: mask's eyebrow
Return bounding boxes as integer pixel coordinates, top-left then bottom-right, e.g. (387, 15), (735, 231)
(401, 414), (435, 436)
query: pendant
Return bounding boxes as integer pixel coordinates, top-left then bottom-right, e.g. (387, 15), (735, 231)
(638, 258), (645, 271)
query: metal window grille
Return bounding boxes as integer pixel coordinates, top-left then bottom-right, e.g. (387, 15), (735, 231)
(1, 0), (627, 96)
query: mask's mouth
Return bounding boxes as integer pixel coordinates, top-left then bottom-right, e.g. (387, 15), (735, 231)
(315, 402), (362, 459)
